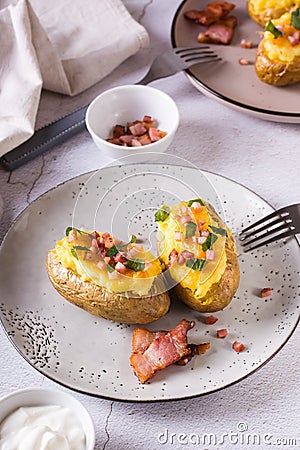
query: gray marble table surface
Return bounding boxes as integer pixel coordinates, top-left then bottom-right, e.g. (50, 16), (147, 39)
(0, 1), (299, 449)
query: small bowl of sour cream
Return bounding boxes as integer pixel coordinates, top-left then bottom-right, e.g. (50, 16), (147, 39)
(0, 387), (95, 450)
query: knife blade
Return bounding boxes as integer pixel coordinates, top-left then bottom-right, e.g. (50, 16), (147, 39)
(0, 104), (88, 171)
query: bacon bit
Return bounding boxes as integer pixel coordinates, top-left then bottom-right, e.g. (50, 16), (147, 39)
(112, 124), (126, 138)
(288, 31), (300, 46)
(197, 236), (207, 245)
(217, 328), (228, 338)
(148, 127), (167, 142)
(240, 39), (253, 48)
(197, 219), (206, 230)
(67, 229), (77, 242)
(232, 340), (245, 352)
(201, 230), (209, 237)
(177, 254), (186, 265)
(190, 201), (203, 212)
(181, 214), (193, 225)
(205, 249), (215, 260)
(174, 231), (183, 241)
(238, 57), (251, 66)
(130, 319), (195, 383)
(205, 315), (218, 325)
(180, 250), (194, 260)
(168, 248), (179, 266)
(131, 139), (142, 147)
(107, 116), (167, 147)
(115, 262), (127, 274)
(261, 287), (272, 298)
(104, 256), (111, 264)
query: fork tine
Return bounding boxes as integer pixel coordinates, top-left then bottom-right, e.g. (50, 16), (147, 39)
(239, 215), (291, 241)
(175, 46), (211, 53)
(240, 222), (294, 248)
(239, 206), (289, 235)
(242, 229), (295, 252)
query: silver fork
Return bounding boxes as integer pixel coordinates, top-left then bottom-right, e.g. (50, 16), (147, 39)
(138, 46), (221, 85)
(239, 204), (300, 252)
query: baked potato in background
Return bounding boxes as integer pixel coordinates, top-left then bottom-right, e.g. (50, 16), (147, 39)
(255, 10), (300, 85)
(155, 199), (240, 313)
(247, 0), (300, 27)
(46, 229), (170, 324)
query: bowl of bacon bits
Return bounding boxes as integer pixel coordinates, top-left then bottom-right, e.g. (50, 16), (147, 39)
(85, 85), (179, 160)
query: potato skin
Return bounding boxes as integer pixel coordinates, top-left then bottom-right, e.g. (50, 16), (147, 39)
(46, 251), (170, 324)
(255, 40), (300, 86)
(172, 204), (240, 313)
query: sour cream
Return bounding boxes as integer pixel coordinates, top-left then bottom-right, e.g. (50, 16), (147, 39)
(0, 405), (86, 450)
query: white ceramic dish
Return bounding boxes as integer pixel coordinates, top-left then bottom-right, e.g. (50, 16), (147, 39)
(171, 0), (300, 123)
(0, 388), (95, 449)
(85, 85), (179, 160)
(0, 164), (299, 402)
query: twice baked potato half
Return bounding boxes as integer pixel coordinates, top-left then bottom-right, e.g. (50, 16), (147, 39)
(255, 9), (300, 85)
(47, 228), (170, 324)
(155, 199), (240, 313)
(247, 0), (300, 27)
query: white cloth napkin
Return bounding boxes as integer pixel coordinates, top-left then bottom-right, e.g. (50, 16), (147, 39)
(0, 0), (149, 157)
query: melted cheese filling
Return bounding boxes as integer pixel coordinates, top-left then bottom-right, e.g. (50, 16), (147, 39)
(157, 201), (227, 302)
(53, 232), (163, 297)
(264, 12), (300, 62)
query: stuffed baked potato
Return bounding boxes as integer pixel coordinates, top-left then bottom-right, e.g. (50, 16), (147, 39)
(46, 228), (170, 324)
(247, 0), (300, 27)
(155, 199), (240, 313)
(255, 9), (300, 85)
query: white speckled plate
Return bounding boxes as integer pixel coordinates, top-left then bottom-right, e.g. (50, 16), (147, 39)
(0, 164), (299, 402)
(171, 0), (300, 123)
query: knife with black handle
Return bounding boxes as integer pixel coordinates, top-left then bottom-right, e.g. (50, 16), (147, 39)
(0, 104), (88, 171)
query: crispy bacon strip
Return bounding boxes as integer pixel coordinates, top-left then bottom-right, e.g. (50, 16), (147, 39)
(197, 15), (237, 45)
(184, 1), (235, 26)
(130, 319), (195, 383)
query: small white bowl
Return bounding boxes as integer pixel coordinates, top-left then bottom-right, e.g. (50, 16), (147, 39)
(0, 388), (95, 450)
(85, 84), (179, 160)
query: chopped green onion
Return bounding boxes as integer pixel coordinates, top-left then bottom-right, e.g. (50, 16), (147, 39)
(209, 225), (227, 236)
(107, 246), (119, 257)
(155, 205), (170, 222)
(266, 20), (283, 38)
(66, 227), (82, 236)
(187, 198), (206, 207)
(186, 258), (208, 271)
(291, 7), (300, 30)
(185, 221), (197, 238)
(107, 263), (115, 273)
(125, 259), (145, 272)
(73, 245), (90, 251)
(71, 248), (78, 259)
(202, 233), (218, 252)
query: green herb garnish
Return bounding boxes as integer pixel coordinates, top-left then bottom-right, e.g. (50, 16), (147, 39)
(107, 246), (119, 257)
(71, 248), (78, 259)
(155, 205), (170, 222)
(129, 234), (137, 243)
(66, 227), (82, 236)
(107, 263), (115, 273)
(291, 7), (300, 30)
(209, 225), (227, 236)
(266, 20), (283, 38)
(187, 198), (206, 207)
(73, 245), (90, 251)
(186, 258), (208, 271)
(202, 233), (218, 252)
(125, 259), (145, 272)
(185, 221), (197, 238)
